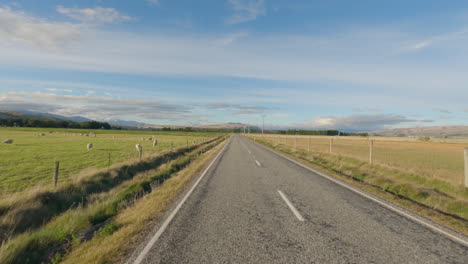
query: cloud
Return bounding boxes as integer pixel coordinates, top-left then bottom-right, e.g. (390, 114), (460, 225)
(206, 103), (272, 114)
(46, 88), (73, 93)
(147, 0), (160, 6)
(56, 6), (132, 24)
(0, 92), (195, 122)
(0, 6), (80, 50)
(296, 114), (433, 132)
(226, 0), (265, 24)
(433, 108), (452, 114)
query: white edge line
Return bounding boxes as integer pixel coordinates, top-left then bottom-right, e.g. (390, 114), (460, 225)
(278, 190), (305, 222)
(249, 138), (468, 247)
(132, 138), (231, 264)
(255, 160), (261, 167)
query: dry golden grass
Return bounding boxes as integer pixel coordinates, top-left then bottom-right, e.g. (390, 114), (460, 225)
(251, 136), (468, 234)
(60, 138), (227, 264)
(259, 135), (468, 186)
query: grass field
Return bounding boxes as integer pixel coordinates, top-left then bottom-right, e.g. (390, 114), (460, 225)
(0, 127), (216, 194)
(0, 134), (226, 264)
(259, 135), (468, 186)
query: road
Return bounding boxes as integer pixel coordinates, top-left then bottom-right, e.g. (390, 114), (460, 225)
(130, 135), (468, 264)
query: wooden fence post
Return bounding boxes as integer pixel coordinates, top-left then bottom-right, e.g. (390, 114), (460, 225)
(369, 140), (374, 165)
(107, 153), (111, 170)
(464, 148), (468, 187)
(53, 161), (59, 188)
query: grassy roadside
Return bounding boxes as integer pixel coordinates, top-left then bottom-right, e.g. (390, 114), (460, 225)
(0, 137), (220, 244)
(250, 137), (468, 235)
(0, 137), (227, 264)
(60, 137), (228, 264)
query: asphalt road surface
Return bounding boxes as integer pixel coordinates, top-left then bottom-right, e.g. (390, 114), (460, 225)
(130, 135), (468, 264)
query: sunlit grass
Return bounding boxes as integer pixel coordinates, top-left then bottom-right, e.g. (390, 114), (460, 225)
(0, 127), (215, 194)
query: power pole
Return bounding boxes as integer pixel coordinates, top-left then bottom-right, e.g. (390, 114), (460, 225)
(262, 115), (265, 135)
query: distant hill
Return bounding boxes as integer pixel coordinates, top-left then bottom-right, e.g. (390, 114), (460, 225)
(108, 120), (153, 127)
(368, 126), (468, 137)
(14, 110), (93, 123)
(0, 110), (64, 121)
(196, 122), (258, 130)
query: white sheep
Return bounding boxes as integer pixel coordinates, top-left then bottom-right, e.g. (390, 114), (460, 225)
(87, 143), (93, 151)
(3, 139), (13, 144)
(135, 144), (142, 152)
(153, 139), (158, 147)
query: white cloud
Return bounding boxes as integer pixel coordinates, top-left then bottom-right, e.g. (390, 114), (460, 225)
(0, 6), (80, 50)
(227, 0), (265, 24)
(0, 92), (195, 121)
(206, 103), (273, 114)
(56, 6), (132, 24)
(46, 88), (73, 93)
(297, 114), (433, 132)
(147, 0), (160, 6)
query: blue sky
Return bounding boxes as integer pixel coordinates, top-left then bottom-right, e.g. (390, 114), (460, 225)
(0, 0), (468, 131)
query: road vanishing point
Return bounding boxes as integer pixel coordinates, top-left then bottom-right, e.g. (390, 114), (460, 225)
(129, 135), (468, 264)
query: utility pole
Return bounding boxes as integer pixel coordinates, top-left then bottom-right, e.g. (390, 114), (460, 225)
(262, 115), (265, 135)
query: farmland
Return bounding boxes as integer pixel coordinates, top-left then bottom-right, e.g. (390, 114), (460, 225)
(0, 127), (216, 195)
(249, 134), (468, 233)
(0, 126), (227, 263)
(259, 135), (468, 186)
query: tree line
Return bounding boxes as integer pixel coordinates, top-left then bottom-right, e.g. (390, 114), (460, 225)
(0, 118), (112, 129)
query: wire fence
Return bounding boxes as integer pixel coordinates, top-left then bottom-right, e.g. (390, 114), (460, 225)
(252, 134), (468, 187)
(0, 131), (214, 194)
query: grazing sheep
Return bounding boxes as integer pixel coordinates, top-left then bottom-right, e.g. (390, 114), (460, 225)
(135, 144), (142, 152)
(153, 139), (158, 147)
(87, 143), (93, 151)
(3, 139), (13, 144)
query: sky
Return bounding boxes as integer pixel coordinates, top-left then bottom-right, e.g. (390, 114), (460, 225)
(0, 0), (468, 131)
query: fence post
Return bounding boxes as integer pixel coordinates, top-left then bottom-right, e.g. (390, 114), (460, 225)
(53, 161), (59, 188)
(464, 148), (468, 187)
(329, 138), (333, 153)
(369, 140), (374, 165)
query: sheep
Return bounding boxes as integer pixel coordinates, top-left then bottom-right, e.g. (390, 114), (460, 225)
(87, 143), (93, 151)
(148, 137), (152, 141)
(153, 139), (158, 147)
(135, 144), (142, 152)
(3, 139), (13, 144)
